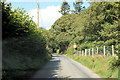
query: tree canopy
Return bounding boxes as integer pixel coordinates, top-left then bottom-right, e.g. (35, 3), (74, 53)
(49, 2), (119, 53)
(59, 1), (70, 15)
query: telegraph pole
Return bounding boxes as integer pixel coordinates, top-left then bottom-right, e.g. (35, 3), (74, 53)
(37, 0), (39, 28)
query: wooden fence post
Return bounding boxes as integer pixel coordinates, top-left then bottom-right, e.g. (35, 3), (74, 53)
(112, 45), (114, 56)
(82, 50), (84, 56)
(79, 51), (81, 56)
(80, 51), (82, 56)
(89, 49), (90, 56)
(78, 51), (80, 56)
(85, 49), (87, 56)
(92, 48), (94, 57)
(104, 46), (105, 57)
(78, 51), (79, 56)
(97, 47), (98, 55)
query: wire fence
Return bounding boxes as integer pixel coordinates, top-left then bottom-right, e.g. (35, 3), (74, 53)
(76, 45), (117, 57)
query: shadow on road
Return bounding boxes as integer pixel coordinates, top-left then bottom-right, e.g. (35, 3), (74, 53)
(31, 53), (69, 79)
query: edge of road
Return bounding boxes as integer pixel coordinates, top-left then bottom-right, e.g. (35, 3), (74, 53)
(62, 54), (101, 78)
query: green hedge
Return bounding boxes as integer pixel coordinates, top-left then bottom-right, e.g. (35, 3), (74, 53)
(2, 1), (51, 79)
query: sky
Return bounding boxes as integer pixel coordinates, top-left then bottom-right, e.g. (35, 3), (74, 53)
(6, 0), (90, 30)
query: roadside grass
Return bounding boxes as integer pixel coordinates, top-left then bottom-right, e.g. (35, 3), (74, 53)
(65, 54), (118, 78)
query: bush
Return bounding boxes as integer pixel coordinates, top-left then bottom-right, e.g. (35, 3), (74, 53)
(66, 47), (74, 55)
(57, 49), (60, 54)
(104, 39), (117, 46)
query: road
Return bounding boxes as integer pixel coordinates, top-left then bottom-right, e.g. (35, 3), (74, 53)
(32, 53), (100, 78)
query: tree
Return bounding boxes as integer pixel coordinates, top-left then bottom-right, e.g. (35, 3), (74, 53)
(49, 14), (78, 53)
(59, 1), (70, 15)
(73, 0), (85, 14)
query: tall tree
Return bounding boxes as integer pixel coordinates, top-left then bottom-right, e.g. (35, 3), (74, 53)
(59, 1), (70, 15)
(73, 0), (85, 14)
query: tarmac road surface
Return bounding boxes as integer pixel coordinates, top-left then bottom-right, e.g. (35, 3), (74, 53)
(32, 53), (100, 79)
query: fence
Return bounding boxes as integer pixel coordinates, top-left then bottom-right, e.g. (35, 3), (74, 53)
(76, 45), (117, 57)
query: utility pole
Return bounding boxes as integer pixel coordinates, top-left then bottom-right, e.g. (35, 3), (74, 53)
(37, 0), (39, 28)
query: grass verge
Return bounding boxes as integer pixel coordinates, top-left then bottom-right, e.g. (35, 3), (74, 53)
(66, 54), (118, 78)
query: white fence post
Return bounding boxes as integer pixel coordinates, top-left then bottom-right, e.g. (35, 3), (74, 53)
(104, 46), (105, 57)
(89, 49), (90, 56)
(92, 48), (94, 57)
(82, 50), (84, 56)
(77, 51), (79, 56)
(97, 47), (98, 55)
(79, 51), (81, 56)
(112, 45), (114, 56)
(85, 49), (87, 56)
(79, 51), (80, 56)
(80, 51), (82, 56)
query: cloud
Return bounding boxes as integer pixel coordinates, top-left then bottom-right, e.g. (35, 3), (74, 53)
(28, 6), (62, 30)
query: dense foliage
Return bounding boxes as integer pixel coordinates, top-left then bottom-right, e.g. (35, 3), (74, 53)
(2, 2), (37, 39)
(49, 2), (119, 55)
(2, 1), (51, 79)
